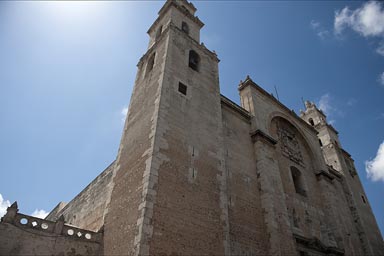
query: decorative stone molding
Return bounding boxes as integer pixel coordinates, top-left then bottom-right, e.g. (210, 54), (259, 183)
(1, 203), (102, 243)
(315, 170), (334, 183)
(220, 94), (251, 122)
(293, 233), (344, 255)
(327, 165), (343, 179)
(250, 129), (277, 146)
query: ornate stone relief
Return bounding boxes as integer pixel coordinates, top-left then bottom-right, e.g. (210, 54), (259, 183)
(277, 123), (304, 166)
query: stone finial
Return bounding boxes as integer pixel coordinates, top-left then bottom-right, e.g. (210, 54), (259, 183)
(58, 215), (65, 222)
(1, 201), (19, 223)
(54, 215), (65, 235)
(10, 201), (18, 209)
(304, 100), (313, 109)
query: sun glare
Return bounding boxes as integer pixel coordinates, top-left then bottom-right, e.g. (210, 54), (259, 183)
(42, 1), (106, 24)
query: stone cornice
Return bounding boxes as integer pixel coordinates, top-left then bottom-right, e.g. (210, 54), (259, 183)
(315, 170), (334, 183)
(327, 165), (343, 179)
(326, 123), (339, 135)
(293, 233), (344, 255)
(341, 148), (352, 158)
(220, 95), (251, 122)
(250, 129), (277, 146)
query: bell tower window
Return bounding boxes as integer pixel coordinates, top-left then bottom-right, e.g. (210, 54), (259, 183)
(182, 21), (189, 35)
(155, 25), (163, 41)
(308, 118), (314, 126)
(145, 53), (155, 77)
(189, 50), (200, 71)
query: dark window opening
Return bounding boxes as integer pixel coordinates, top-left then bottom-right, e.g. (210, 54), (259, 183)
(182, 21), (189, 34)
(145, 53), (156, 77)
(319, 139), (323, 147)
(155, 25), (163, 41)
(178, 82), (187, 95)
(291, 166), (306, 197)
(361, 195), (366, 204)
(308, 118), (314, 126)
(189, 50), (200, 71)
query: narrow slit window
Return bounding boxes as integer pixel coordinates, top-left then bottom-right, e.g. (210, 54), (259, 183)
(319, 139), (323, 147)
(361, 195), (366, 204)
(178, 82), (187, 95)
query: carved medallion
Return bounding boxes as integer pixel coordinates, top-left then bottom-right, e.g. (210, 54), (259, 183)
(277, 125), (304, 166)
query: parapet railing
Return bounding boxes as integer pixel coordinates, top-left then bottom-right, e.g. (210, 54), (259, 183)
(1, 201), (102, 243)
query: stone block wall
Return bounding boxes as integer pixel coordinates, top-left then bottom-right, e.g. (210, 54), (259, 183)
(46, 162), (115, 232)
(221, 97), (269, 255)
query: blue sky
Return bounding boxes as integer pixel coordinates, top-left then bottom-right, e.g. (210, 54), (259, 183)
(0, 1), (383, 236)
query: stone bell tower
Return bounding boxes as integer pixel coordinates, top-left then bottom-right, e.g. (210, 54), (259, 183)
(301, 100), (384, 255)
(103, 0), (229, 255)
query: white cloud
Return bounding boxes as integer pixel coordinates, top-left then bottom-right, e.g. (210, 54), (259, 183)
(347, 98), (357, 106)
(311, 20), (321, 29)
(366, 141), (384, 182)
(335, 1), (384, 56)
(317, 93), (345, 124)
(318, 93), (332, 116)
(376, 42), (384, 56)
(335, 1), (384, 37)
(121, 106), (128, 122)
(378, 72), (384, 86)
(376, 113), (384, 120)
(0, 194), (11, 218)
(310, 20), (330, 39)
(317, 30), (330, 39)
(31, 209), (49, 219)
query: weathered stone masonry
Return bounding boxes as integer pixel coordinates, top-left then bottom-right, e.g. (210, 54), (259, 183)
(1, 1), (383, 255)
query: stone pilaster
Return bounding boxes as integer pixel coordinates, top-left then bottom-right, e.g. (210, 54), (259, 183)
(251, 130), (296, 255)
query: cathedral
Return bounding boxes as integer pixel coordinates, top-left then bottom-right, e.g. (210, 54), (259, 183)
(1, 0), (383, 255)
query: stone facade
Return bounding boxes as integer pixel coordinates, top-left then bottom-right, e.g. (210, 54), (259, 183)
(1, 0), (383, 255)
